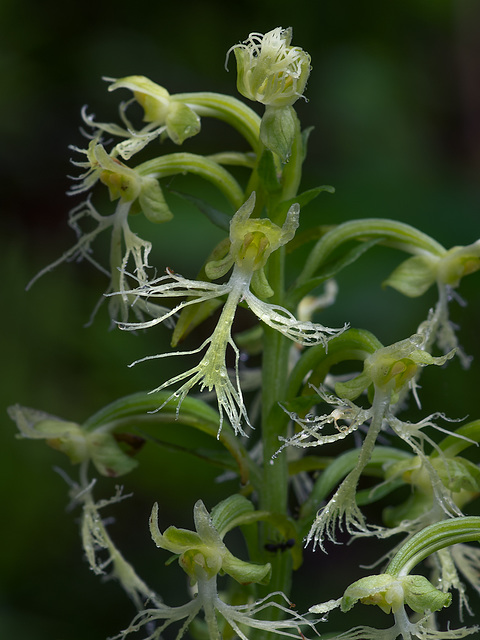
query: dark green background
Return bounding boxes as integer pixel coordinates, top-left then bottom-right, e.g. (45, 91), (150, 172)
(2, 0), (480, 638)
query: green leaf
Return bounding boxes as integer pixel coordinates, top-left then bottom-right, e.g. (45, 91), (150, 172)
(81, 391), (258, 488)
(257, 148), (282, 192)
(168, 189), (231, 231)
(288, 237), (382, 305)
(301, 126), (314, 162)
(274, 187), (335, 226)
(356, 477), (406, 507)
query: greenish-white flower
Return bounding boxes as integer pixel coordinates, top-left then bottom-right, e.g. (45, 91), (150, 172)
(227, 27), (311, 160)
(384, 241), (480, 298)
(69, 137), (172, 223)
(111, 500), (316, 640)
(227, 27), (311, 108)
(100, 75), (202, 158)
(311, 572), (477, 640)
(277, 334), (458, 549)
(383, 239), (480, 368)
(118, 193), (345, 435)
(8, 404), (140, 477)
(28, 138), (172, 324)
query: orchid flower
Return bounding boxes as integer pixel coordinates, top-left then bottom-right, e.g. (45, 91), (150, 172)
(276, 333), (457, 549)
(310, 517), (480, 639)
(117, 192), (345, 435)
(28, 137), (172, 324)
(111, 500), (316, 640)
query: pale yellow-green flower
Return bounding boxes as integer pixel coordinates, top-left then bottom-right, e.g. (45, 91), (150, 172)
(226, 27), (311, 108)
(28, 138), (172, 323)
(111, 500), (316, 640)
(8, 404), (139, 477)
(311, 572), (475, 639)
(227, 27), (311, 161)
(118, 192), (345, 435)
(277, 333), (457, 549)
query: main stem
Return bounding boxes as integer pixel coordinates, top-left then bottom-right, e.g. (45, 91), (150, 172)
(251, 113), (303, 637)
(259, 246), (293, 597)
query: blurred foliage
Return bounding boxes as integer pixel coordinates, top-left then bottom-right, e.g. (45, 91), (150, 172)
(2, 0), (480, 638)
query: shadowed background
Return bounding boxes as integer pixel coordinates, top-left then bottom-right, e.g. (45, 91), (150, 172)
(2, 0), (480, 637)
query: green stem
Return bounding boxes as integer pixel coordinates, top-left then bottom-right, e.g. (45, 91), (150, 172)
(296, 218), (447, 287)
(254, 118), (307, 619)
(82, 391), (256, 488)
(173, 92), (261, 152)
(386, 516), (480, 577)
(260, 247), (291, 526)
(255, 226), (297, 616)
(136, 152), (245, 209)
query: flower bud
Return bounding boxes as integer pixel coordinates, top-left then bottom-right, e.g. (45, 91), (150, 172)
(227, 27), (311, 108)
(260, 104), (297, 162)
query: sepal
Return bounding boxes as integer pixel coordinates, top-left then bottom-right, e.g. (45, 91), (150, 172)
(383, 254), (438, 297)
(149, 501), (272, 585)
